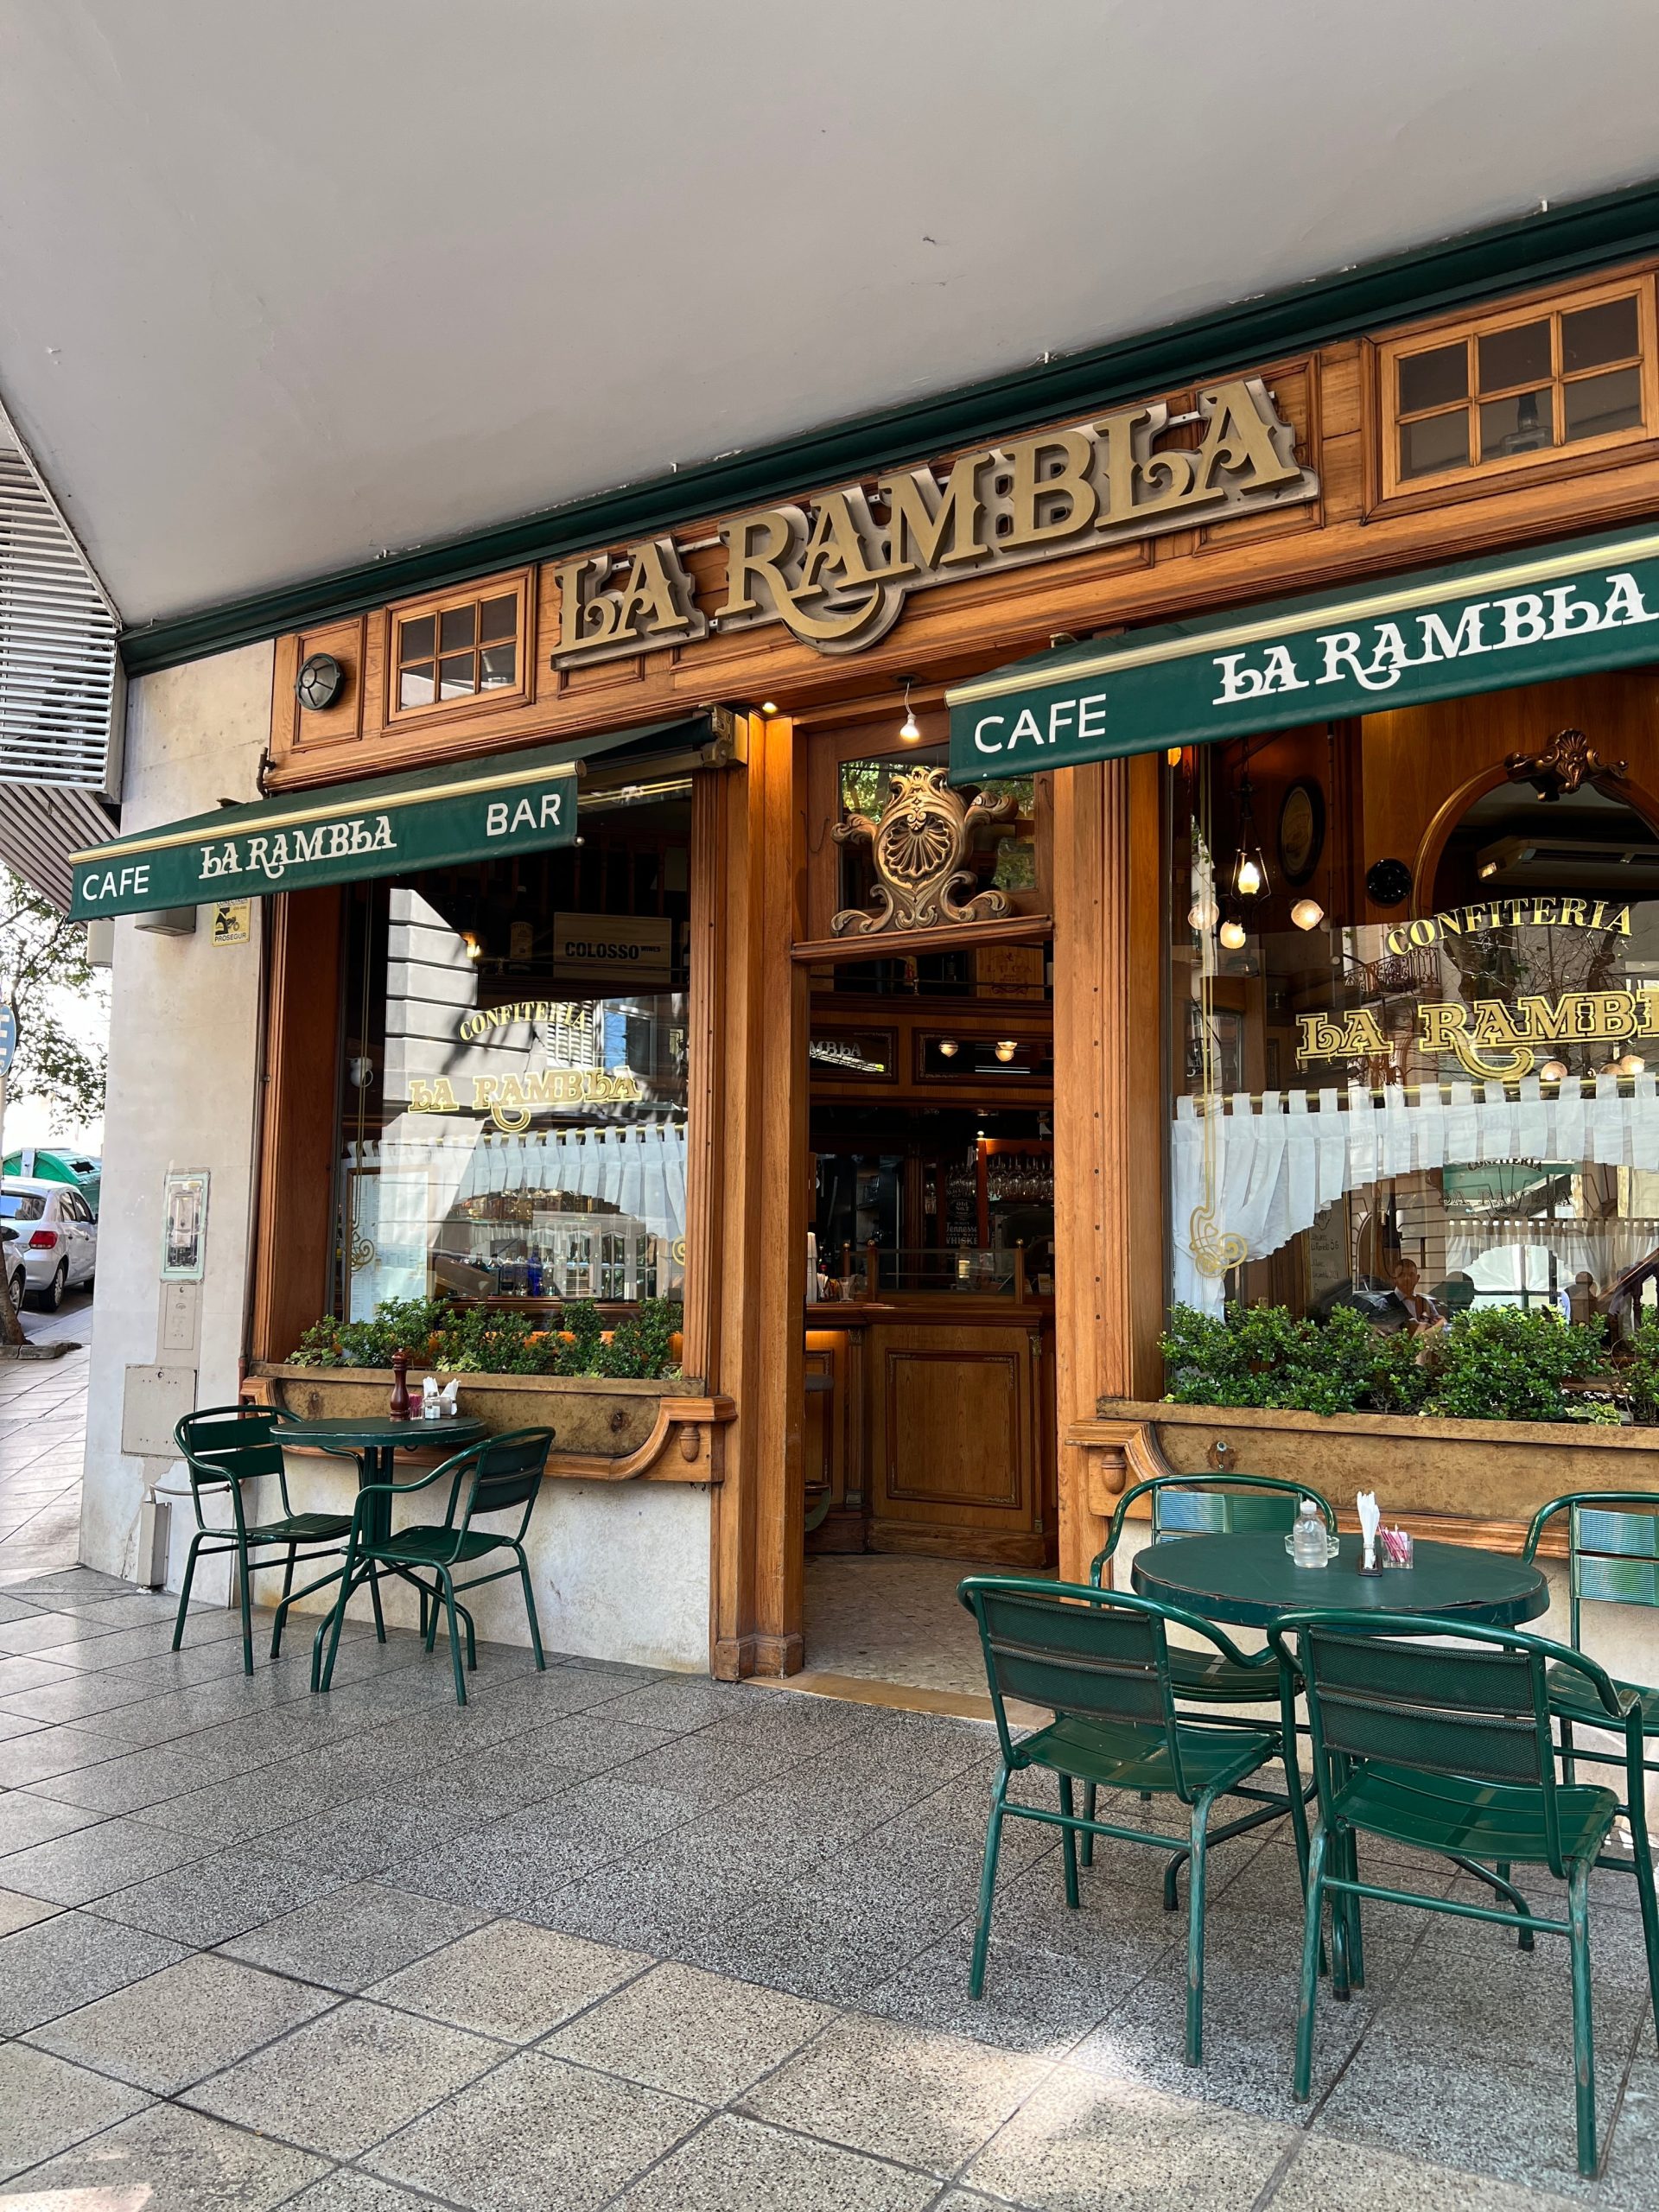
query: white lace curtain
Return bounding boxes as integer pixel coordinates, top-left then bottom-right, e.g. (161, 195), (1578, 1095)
(1171, 1074), (1659, 1312)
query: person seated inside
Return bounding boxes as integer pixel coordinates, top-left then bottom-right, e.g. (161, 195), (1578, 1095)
(1385, 1258), (1442, 1332)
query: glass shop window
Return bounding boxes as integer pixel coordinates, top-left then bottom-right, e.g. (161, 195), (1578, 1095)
(334, 793), (690, 1319)
(1166, 724), (1659, 1341)
(1382, 280), (1653, 497)
(390, 580), (526, 716)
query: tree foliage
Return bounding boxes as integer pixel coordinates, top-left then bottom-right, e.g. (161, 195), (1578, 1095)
(0, 867), (108, 1123)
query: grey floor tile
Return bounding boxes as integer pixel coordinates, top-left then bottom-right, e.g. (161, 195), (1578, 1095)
(547, 1959), (833, 2101)
(0, 1782), (106, 1853)
(0, 1707), (47, 1740)
(0, 1649), (79, 1697)
(0, 2038), (152, 2181)
(0, 1806), (209, 1904)
(0, 1605), (131, 1654)
(29, 1732), (266, 1812)
(367, 2048), (705, 2212)
(613, 2110), (939, 2212)
(185, 1996), (502, 2158)
(15, 2096), (331, 2207)
(1599, 2055), (1659, 2209)
(964, 2062), (1297, 2211)
(280, 2171), (447, 2211)
(0, 1904), (188, 2033)
(1365, 1932), (1649, 2072)
(370, 1916), (647, 2042)
(86, 1837), (353, 1946)
(1271, 2135), (1591, 2212)
(27, 1948), (338, 2092)
(0, 1719), (128, 1784)
(1070, 1955), (1378, 2125)
(219, 1878), (489, 1991)
(743, 2008), (1052, 2176)
(862, 1925), (1135, 2056)
(0, 1880), (59, 1936)
(594, 1674), (760, 1732)
(1313, 2031), (1622, 2195)
(259, 1784), (487, 1880)
(387, 1782), (702, 1920)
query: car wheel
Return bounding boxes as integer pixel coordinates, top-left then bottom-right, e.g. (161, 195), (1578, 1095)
(42, 1262), (67, 1313)
(6, 1270), (23, 1313)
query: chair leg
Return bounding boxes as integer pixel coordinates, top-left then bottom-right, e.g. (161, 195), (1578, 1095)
(1568, 1859), (1598, 2178)
(969, 1772), (1010, 1999)
(235, 1541), (254, 1676)
(367, 1567), (386, 1643)
(1329, 1827), (1351, 2003)
(1280, 1674), (1312, 1891)
(1343, 1829), (1365, 1991)
(1561, 1715), (1577, 1788)
(440, 1571), (467, 1705)
(1081, 1783), (1096, 1869)
(1058, 1776), (1079, 1910)
(1626, 1776), (1659, 2055)
(516, 1547), (545, 1670)
(172, 1533), (204, 1651)
(315, 1544), (357, 1693)
(270, 1545), (298, 1660)
(1185, 1791), (1215, 2067)
(1294, 1826), (1328, 2101)
(1496, 1859), (1533, 1952)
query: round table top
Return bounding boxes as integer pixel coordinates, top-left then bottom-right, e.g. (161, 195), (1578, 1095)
(281, 1413), (487, 1451)
(1130, 1530), (1549, 1630)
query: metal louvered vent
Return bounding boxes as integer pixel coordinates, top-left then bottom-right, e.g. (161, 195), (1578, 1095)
(0, 412), (121, 908)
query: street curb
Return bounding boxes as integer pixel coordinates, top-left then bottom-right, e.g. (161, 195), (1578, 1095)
(0, 1340), (80, 1362)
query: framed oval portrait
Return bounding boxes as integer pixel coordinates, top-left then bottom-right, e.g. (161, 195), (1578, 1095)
(1277, 779), (1325, 885)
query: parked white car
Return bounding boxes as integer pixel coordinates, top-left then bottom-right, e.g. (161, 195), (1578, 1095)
(0, 1179), (98, 1310)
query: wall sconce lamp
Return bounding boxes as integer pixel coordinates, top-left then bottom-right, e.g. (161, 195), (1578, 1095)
(1290, 896), (1325, 931)
(994, 1039), (1018, 1063)
(1218, 917), (1248, 951)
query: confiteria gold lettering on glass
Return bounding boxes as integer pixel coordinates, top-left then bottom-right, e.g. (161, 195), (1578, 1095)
(550, 379), (1316, 664)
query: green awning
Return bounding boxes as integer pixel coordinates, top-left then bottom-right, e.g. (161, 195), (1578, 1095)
(946, 521), (1659, 782)
(66, 715), (716, 921)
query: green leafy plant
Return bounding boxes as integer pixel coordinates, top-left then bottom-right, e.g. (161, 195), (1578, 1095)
(1422, 1306), (1610, 1423)
(289, 1294), (683, 1382)
(1616, 1313), (1659, 1425)
(1160, 1299), (1609, 1424)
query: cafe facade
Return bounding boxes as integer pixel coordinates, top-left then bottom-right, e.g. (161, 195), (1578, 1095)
(74, 208), (1659, 1676)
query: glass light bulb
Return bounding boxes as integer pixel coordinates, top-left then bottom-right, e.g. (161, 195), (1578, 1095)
(1620, 1052), (1646, 1076)
(1186, 897), (1218, 933)
(1290, 897), (1325, 931)
(1219, 918), (1247, 950)
(938, 1039), (957, 1058)
(995, 1040), (1018, 1063)
(1540, 1059), (1569, 1084)
(1235, 856), (1262, 897)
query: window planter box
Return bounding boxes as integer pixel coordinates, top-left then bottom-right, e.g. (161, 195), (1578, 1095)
(1069, 1397), (1659, 1552)
(248, 1363), (733, 1484)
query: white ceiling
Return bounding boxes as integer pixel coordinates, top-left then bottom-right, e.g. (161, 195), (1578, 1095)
(3, 0), (1659, 629)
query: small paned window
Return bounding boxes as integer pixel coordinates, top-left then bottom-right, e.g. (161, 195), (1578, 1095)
(1382, 282), (1653, 498)
(392, 588), (523, 715)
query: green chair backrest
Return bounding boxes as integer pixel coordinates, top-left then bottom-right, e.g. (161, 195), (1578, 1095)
(1525, 1491), (1659, 1648)
(459, 1427), (554, 1526)
(960, 1577), (1193, 1795)
(1153, 1478), (1327, 1541)
(174, 1406), (291, 1529)
(1572, 1501), (1659, 1624)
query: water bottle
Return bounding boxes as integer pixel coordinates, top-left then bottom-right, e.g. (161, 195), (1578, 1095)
(1291, 1498), (1330, 1569)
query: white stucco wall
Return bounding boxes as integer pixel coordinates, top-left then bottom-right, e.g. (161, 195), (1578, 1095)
(79, 645), (270, 1593)
(82, 643), (712, 1671)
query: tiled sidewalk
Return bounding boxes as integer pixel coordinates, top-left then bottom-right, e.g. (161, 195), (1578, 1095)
(0, 1338), (1656, 2209)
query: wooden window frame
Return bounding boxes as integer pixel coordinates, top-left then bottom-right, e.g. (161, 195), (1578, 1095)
(384, 569), (534, 728)
(1375, 273), (1659, 506)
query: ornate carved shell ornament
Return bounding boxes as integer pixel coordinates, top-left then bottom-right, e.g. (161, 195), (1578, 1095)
(831, 765), (1015, 936)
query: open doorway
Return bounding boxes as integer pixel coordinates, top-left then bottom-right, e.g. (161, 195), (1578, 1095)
(794, 729), (1058, 1697)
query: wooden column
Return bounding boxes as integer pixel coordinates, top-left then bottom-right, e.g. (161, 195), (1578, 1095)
(250, 887), (343, 1365)
(700, 714), (806, 1678)
(1050, 754), (1165, 1584)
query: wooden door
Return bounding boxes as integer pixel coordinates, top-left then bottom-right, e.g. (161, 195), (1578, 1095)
(865, 1319), (1050, 1566)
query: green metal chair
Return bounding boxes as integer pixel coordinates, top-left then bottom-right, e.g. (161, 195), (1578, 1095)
(959, 1574), (1304, 2064)
(1081, 1475), (1335, 1863)
(310, 1427), (554, 1704)
(1523, 1491), (1659, 1798)
(1271, 1608), (1659, 2178)
(171, 1404), (358, 1676)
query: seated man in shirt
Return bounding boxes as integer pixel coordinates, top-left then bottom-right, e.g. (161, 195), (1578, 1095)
(1385, 1258), (1442, 1332)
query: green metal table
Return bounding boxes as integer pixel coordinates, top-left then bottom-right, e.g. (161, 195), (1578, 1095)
(1131, 1529), (1550, 1630)
(275, 1412), (486, 1683)
(1133, 1528), (1552, 1963)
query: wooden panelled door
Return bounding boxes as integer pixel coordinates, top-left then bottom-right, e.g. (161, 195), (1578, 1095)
(864, 1319), (1052, 1567)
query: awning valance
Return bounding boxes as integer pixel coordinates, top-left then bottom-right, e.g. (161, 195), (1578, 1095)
(946, 522), (1659, 783)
